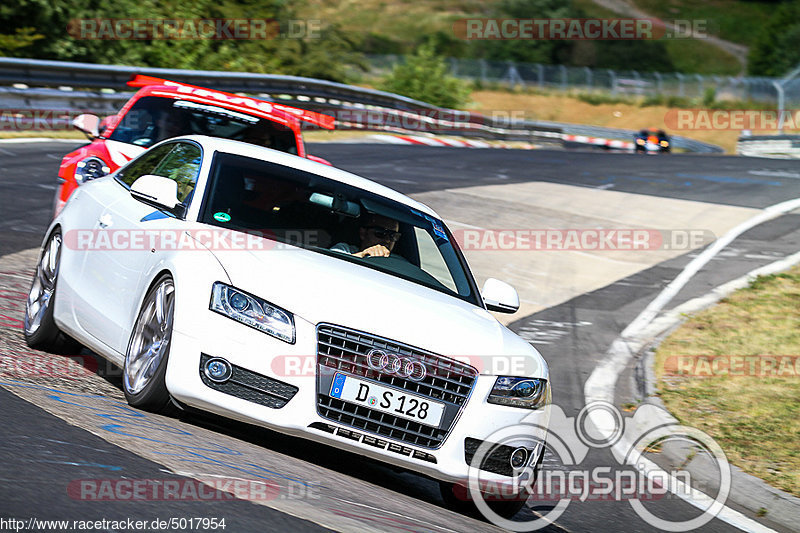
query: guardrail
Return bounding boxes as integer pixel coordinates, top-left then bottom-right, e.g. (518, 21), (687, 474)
(0, 57), (724, 153)
(737, 135), (800, 158)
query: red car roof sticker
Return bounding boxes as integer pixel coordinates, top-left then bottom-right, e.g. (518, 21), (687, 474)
(148, 90), (292, 128)
(126, 74), (335, 130)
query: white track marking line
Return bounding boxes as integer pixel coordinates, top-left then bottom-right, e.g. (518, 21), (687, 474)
(620, 197), (800, 339)
(585, 196), (800, 533)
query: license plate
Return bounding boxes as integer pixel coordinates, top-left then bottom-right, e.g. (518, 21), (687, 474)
(329, 373), (445, 427)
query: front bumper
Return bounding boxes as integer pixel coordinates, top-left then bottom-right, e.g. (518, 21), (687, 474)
(165, 313), (550, 485)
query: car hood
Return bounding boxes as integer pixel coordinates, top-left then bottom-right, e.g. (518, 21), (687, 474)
(209, 243), (547, 377)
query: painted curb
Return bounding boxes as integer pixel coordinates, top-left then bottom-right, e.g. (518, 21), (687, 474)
(635, 250), (800, 532)
(585, 198), (800, 533)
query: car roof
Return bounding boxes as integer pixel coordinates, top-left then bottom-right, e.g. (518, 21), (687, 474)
(131, 84), (297, 127)
(126, 77), (335, 130)
(175, 135), (440, 218)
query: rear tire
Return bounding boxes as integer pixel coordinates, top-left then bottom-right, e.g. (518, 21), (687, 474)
(123, 275), (175, 414)
(24, 230), (82, 354)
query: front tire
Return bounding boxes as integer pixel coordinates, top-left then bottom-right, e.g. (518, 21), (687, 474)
(123, 275), (175, 413)
(24, 230), (81, 354)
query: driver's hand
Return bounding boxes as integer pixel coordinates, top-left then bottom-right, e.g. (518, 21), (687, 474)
(355, 245), (391, 258)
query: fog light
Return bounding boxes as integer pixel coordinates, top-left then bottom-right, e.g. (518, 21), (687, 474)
(204, 358), (232, 383)
(510, 447), (528, 469)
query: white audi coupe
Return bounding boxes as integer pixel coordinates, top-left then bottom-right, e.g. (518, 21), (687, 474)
(24, 136), (550, 516)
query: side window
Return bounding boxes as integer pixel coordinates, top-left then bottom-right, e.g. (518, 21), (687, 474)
(116, 144), (174, 188)
(150, 143), (202, 204)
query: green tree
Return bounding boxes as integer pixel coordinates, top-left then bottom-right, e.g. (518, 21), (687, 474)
(748, 0), (800, 76)
(0, 0), (364, 82)
(469, 0), (575, 64)
(0, 27), (43, 55)
(379, 44), (470, 108)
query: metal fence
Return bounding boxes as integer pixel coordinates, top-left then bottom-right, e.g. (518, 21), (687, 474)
(366, 55), (798, 105)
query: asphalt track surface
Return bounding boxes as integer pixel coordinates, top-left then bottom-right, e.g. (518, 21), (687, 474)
(1, 141), (799, 532)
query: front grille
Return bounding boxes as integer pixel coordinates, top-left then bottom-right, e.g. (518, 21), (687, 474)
(316, 324), (478, 448)
(200, 354), (298, 409)
(308, 422), (437, 463)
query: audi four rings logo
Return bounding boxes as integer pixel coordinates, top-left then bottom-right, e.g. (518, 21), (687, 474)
(367, 349), (427, 381)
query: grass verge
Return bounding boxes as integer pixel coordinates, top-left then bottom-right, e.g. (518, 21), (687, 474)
(468, 89), (773, 153)
(654, 265), (800, 496)
(0, 131), (85, 140)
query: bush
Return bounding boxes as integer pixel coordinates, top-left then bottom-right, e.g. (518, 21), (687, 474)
(379, 44), (471, 109)
(703, 87), (717, 107)
(575, 92), (631, 106)
(640, 94), (665, 107)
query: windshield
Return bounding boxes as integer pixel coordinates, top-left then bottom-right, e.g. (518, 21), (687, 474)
(108, 96), (298, 153)
(199, 152), (481, 306)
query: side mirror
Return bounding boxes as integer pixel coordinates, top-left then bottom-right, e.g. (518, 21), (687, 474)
(130, 174), (179, 211)
(482, 278), (519, 314)
(98, 115), (116, 136)
(73, 113), (100, 139)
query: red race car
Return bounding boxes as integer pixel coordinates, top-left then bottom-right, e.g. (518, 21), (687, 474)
(55, 74), (335, 216)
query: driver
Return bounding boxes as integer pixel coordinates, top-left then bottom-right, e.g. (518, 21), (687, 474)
(331, 214), (401, 258)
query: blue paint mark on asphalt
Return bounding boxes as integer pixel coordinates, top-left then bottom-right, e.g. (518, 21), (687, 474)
(675, 173), (782, 186)
(603, 174), (669, 183)
(582, 172), (783, 188)
(1, 380), (319, 488)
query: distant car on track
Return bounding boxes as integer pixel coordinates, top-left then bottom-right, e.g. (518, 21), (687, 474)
(25, 135), (551, 518)
(54, 75), (335, 216)
(634, 128), (670, 153)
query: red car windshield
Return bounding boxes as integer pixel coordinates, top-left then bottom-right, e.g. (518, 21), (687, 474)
(107, 96), (298, 154)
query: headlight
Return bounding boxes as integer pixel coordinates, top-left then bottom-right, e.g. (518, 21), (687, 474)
(488, 377), (549, 409)
(210, 282), (295, 343)
(660, 140), (669, 147)
(636, 138), (645, 145)
(74, 157), (110, 184)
